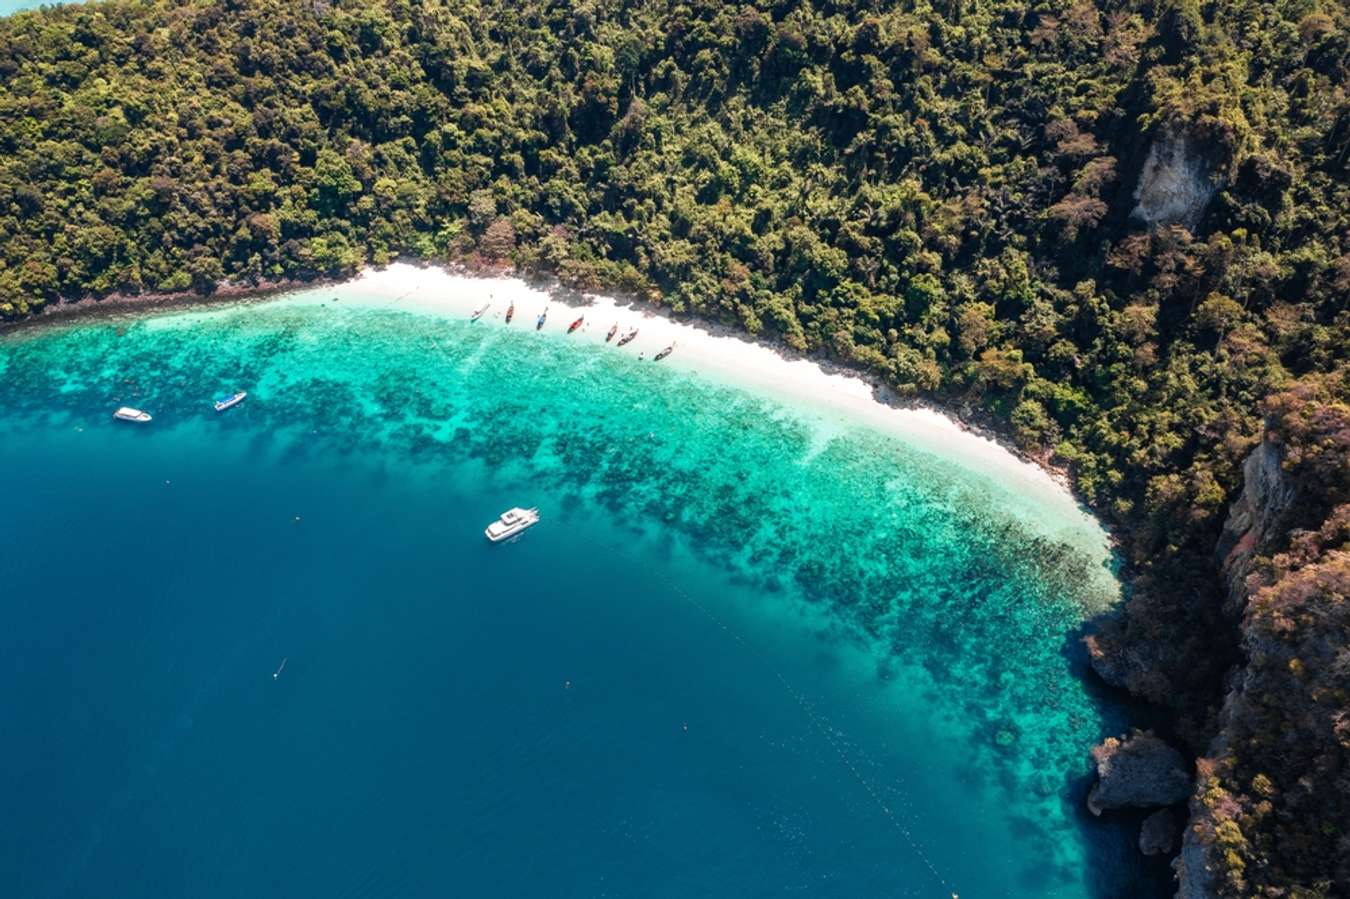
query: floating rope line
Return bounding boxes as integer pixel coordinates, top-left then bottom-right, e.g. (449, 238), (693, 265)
(651, 564), (959, 898)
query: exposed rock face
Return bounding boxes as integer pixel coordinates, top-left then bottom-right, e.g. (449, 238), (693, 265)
(1084, 629), (1153, 693)
(1175, 436), (1338, 899)
(1140, 809), (1177, 856)
(1131, 129), (1217, 232)
(1169, 440), (1289, 899)
(1214, 437), (1299, 616)
(1087, 732), (1192, 816)
(1175, 816), (1219, 898)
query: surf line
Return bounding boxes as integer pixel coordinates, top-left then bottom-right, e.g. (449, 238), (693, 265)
(651, 565), (959, 898)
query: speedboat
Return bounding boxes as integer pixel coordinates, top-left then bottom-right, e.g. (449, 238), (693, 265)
(471, 303), (490, 322)
(617, 328), (639, 346)
(567, 315), (584, 334)
(214, 391), (247, 413)
(505, 302), (515, 323)
(606, 323), (618, 342)
(536, 308), (548, 330)
(654, 342), (676, 361)
(113, 406), (152, 423)
(485, 507), (540, 542)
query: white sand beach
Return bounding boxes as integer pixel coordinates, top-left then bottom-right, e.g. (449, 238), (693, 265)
(303, 262), (1118, 604)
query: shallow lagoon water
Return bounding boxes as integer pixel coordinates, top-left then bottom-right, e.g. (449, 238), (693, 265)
(0, 292), (1163, 897)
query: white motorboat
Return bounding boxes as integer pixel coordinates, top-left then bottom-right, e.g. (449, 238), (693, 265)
(214, 391), (247, 412)
(485, 507), (540, 542)
(113, 406), (152, 423)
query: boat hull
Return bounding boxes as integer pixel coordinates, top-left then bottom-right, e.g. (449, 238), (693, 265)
(214, 392), (247, 412)
(485, 523), (535, 542)
(484, 507), (540, 542)
(113, 408), (152, 423)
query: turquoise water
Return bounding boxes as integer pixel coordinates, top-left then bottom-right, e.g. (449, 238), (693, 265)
(0, 291), (1162, 897)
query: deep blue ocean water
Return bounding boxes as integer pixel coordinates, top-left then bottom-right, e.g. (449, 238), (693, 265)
(0, 292), (1167, 897)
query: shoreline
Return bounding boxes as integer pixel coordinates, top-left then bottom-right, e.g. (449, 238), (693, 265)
(1, 261), (1076, 490)
(0, 274), (337, 333)
(3, 260), (1117, 563)
(309, 264), (1119, 598)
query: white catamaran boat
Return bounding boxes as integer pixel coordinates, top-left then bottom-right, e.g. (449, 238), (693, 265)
(214, 391), (247, 412)
(484, 507), (540, 542)
(113, 407), (152, 423)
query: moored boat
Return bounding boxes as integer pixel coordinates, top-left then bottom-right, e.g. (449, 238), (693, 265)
(606, 323), (618, 342)
(505, 301), (515, 323)
(536, 308), (548, 330)
(471, 303), (490, 322)
(113, 406), (152, 423)
(654, 342), (676, 361)
(617, 328), (639, 346)
(484, 506), (541, 542)
(214, 391), (247, 413)
(567, 315), (584, 334)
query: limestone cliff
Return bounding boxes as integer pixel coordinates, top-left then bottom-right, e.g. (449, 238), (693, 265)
(1213, 436), (1300, 617)
(1174, 396), (1350, 898)
(1131, 128), (1218, 232)
(1172, 436), (1294, 899)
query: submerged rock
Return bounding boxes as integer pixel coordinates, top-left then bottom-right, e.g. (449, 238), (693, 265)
(1139, 808), (1177, 856)
(1087, 731), (1191, 816)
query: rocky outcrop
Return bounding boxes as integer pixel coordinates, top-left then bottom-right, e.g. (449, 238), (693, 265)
(1084, 629), (1154, 694)
(1175, 815), (1219, 899)
(1169, 439), (1294, 898)
(1141, 809), (1178, 856)
(1214, 436), (1299, 616)
(1131, 128), (1218, 232)
(1087, 731), (1192, 816)
(1174, 429), (1348, 898)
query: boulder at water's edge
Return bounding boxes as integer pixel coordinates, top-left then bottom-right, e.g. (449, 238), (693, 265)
(1087, 731), (1192, 816)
